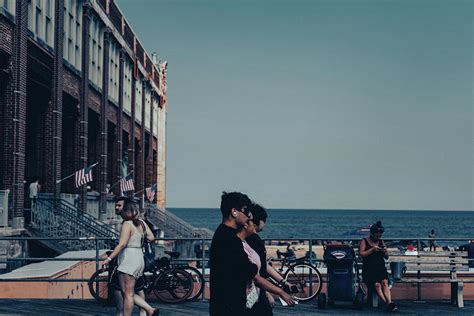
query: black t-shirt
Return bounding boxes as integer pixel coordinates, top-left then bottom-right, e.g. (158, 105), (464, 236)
(246, 233), (268, 279)
(209, 224), (258, 316)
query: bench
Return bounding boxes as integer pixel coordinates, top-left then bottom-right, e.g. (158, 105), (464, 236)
(366, 251), (474, 308)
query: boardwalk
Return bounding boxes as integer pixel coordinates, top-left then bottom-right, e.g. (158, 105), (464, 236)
(0, 299), (474, 315)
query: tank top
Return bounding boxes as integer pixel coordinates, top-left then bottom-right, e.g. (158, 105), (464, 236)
(362, 237), (385, 267)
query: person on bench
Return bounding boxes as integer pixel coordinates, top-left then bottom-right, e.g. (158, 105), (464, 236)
(459, 240), (474, 271)
(359, 221), (398, 312)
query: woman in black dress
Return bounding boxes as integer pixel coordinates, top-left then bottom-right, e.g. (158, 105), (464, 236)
(359, 221), (397, 312)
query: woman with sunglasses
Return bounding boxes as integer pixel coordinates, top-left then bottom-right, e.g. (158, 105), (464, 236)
(236, 214), (295, 314)
(359, 221), (398, 312)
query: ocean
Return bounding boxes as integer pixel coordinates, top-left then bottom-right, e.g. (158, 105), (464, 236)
(168, 208), (474, 243)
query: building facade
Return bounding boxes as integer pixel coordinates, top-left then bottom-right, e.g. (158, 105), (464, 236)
(0, 0), (168, 229)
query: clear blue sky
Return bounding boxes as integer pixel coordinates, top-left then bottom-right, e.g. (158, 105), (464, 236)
(117, 0), (473, 210)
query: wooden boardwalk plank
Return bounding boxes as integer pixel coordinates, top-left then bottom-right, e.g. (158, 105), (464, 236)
(0, 299), (474, 315)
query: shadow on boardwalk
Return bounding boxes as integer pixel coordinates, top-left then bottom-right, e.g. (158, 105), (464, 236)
(0, 299), (473, 315)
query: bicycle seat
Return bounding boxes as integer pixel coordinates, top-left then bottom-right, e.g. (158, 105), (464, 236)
(165, 251), (180, 259)
(277, 250), (295, 259)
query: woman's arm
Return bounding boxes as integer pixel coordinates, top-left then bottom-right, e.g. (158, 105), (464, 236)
(102, 223), (132, 267)
(253, 275), (295, 306)
(266, 263), (285, 283)
(142, 221), (155, 242)
(358, 239), (377, 257)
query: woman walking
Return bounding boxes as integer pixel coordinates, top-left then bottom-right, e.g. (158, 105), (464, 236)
(236, 214), (295, 313)
(103, 202), (159, 316)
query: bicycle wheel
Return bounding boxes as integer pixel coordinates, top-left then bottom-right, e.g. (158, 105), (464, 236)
(182, 266), (205, 301)
(283, 263), (322, 302)
(88, 268), (114, 305)
(152, 268), (194, 303)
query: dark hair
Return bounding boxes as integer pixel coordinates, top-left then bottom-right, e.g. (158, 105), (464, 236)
(370, 221), (385, 234)
(114, 196), (133, 204)
(220, 191), (251, 218)
(122, 202), (140, 226)
(249, 203), (267, 225)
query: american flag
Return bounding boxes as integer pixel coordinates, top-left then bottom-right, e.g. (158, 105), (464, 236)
(75, 165), (93, 188)
(146, 184), (157, 202)
(120, 175), (135, 193)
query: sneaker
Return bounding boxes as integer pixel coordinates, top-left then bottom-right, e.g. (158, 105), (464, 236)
(386, 302), (398, 312)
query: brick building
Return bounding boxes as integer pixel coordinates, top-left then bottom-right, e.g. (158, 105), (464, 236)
(0, 0), (168, 229)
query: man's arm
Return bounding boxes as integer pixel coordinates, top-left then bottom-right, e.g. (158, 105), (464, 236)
(227, 238), (258, 281)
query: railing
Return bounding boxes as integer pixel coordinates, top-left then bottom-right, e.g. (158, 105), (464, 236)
(0, 236), (472, 302)
(31, 197), (119, 251)
(145, 203), (212, 238)
(37, 193), (119, 221)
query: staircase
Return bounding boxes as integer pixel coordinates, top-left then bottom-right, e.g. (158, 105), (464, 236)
(30, 197), (119, 251)
(145, 203), (213, 239)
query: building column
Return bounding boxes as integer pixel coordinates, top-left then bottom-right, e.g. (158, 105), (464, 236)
(44, 0), (64, 197)
(145, 94), (155, 191)
(137, 80), (146, 206)
(129, 76), (136, 196)
(157, 100), (167, 209)
(99, 29), (111, 217)
(77, 1), (92, 211)
(0, 0), (28, 227)
(115, 49), (125, 194)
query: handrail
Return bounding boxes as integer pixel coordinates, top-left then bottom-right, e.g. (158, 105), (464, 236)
(31, 197), (119, 251)
(145, 203), (197, 237)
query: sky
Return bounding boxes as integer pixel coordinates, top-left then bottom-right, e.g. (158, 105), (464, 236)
(117, 0), (473, 210)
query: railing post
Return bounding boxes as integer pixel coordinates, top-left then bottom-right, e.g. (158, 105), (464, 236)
(308, 238), (313, 297)
(95, 237), (100, 272)
(201, 238), (206, 301)
(417, 238), (421, 300)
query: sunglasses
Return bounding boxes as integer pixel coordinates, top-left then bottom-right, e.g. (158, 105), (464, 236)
(236, 206), (251, 217)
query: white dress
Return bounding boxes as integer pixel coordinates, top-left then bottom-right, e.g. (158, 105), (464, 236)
(117, 220), (145, 278)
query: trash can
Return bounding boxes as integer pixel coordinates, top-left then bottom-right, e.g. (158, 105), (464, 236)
(390, 262), (406, 280)
(323, 244), (357, 301)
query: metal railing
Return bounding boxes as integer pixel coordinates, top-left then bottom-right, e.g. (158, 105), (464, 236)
(0, 236), (472, 302)
(145, 203), (212, 238)
(37, 193), (120, 221)
(31, 197), (119, 250)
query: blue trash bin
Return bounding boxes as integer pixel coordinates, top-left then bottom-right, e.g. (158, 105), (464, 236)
(323, 244), (357, 302)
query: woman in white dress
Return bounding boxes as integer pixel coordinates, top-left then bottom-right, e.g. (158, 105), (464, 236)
(103, 203), (159, 316)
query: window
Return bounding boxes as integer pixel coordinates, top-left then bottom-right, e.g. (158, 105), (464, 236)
(1, 0), (16, 15)
(135, 78), (143, 123)
(88, 14), (104, 88)
(35, 7), (41, 37)
(63, 0), (82, 70)
(145, 88), (151, 130)
(153, 98), (158, 136)
(108, 41), (120, 102)
(123, 59), (133, 114)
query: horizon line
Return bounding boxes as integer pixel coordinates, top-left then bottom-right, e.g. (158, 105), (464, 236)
(167, 207), (474, 212)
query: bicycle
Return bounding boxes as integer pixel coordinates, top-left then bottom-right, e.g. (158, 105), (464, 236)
(159, 251), (205, 302)
(172, 263), (205, 301)
(88, 251), (194, 304)
(267, 248), (323, 302)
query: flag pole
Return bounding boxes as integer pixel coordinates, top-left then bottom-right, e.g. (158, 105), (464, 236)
(134, 187), (146, 195)
(56, 162), (99, 184)
(109, 170), (134, 191)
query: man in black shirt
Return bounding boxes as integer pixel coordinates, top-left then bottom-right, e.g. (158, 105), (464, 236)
(209, 192), (258, 316)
